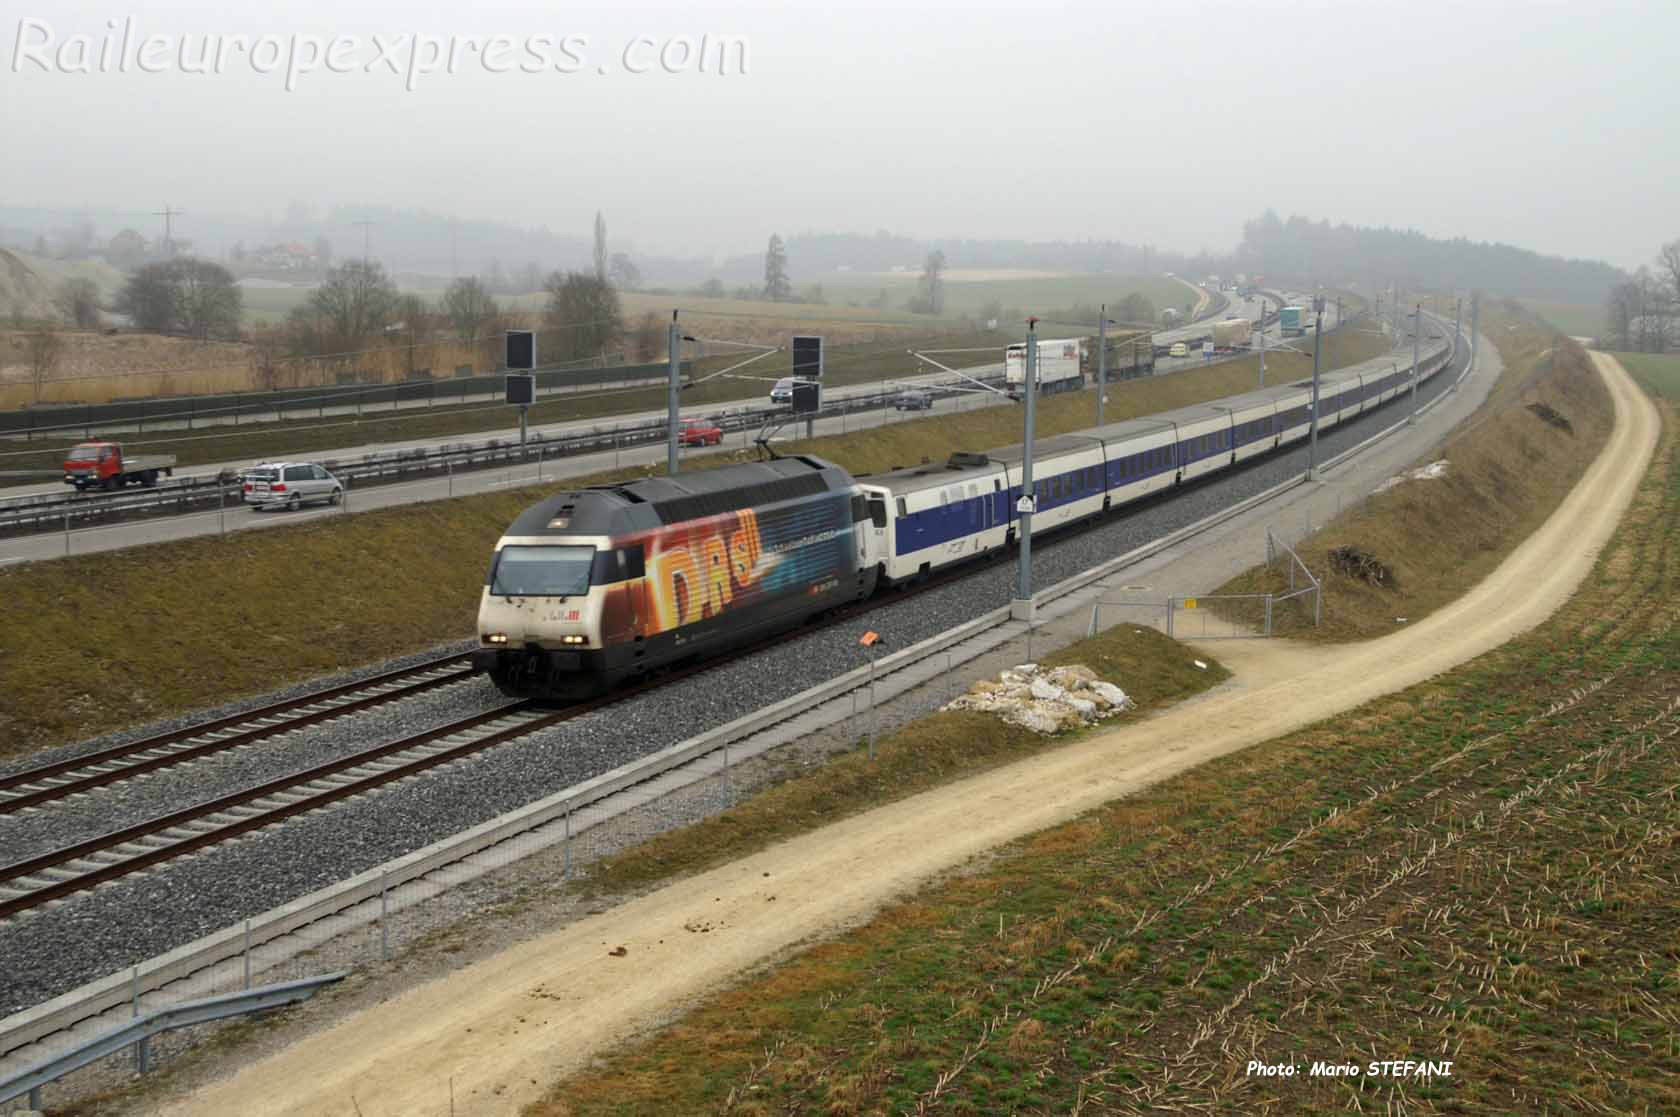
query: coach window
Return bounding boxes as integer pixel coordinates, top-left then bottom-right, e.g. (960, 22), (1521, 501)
(897, 497), (908, 518)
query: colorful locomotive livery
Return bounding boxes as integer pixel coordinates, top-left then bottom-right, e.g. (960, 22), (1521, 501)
(600, 496), (858, 641)
(472, 457), (875, 698)
(473, 319), (1456, 700)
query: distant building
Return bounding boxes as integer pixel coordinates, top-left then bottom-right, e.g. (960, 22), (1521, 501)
(251, 242), (321, 270)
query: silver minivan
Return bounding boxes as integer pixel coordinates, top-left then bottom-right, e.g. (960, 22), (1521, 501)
(243, 462), (342, 511)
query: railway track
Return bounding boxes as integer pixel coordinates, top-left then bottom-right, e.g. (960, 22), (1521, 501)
(0, 654), (474, 815)
(0, 555), (986, 924)
(0, 330), (1461, 925)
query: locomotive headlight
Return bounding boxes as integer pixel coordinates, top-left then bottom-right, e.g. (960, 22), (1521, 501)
(561, 635), (588, 646)
(485, 633), (508, 645)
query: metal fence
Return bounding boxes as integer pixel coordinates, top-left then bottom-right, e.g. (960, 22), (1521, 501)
(1082, 526), (1322, 641)
(0, 358), (682, 441)
(1, 974), (345, 1111)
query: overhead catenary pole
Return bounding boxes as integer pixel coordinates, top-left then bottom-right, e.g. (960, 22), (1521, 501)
(1453, 295), (1463, 363)
(1096, 304), (1107, 427)
(1307, 296), (1325, 480)
(1466, 294), (1479, 382)
(1258, 301), (1267, 387)
(1014, 319), (1039, 619)
(1409, 302), (1421, 422)
(667, 310), (681, 474)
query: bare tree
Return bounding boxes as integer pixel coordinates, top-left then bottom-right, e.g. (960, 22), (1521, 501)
(250, 327), (287, 390)
(544, 270), (622, 362)
(308, 260), (397, 354)
(115, 263), (181, 331)
(593, 211), (608, 283)
(631, 310), (663, 362)
(26, 328), (65, 402)
(441, 276), (500, 345)
(55, 278), (101, 328)
(395, 293), (434, 375)
(1656, 239), (1680, 350)
(763, 234), (791, 302)
(1606, 281), (1638, 351)
(115, 258), (240, 338)
(912, 249), (946, 315)
(608, 252), (641, 290)
(173, 259), (242, 340)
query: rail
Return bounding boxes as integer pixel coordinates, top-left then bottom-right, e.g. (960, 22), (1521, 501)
(0, 320), (1465, 1066)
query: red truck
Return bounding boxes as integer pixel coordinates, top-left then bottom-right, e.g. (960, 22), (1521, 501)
(678, 419), (724, 446)
(62, 441), (178, 491)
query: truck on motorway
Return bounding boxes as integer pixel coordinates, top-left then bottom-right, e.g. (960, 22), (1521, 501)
(1279, 305), (1308, 338)
(61, 442), (177, 491)
(1211, 318), (1253, 351)
(1005, 337), (1085, 395)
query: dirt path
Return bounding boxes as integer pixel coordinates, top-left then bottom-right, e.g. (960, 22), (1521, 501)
(162, 354), (1658, 1117)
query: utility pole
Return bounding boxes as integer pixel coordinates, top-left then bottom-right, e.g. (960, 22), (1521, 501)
(1258, 302), (1267, 387)
(1307, 295), (1325, 480)
(153, 205), (182, 257)
(1453, 295), (1462, 363)
(667, 310), (681, 474)
(1096, 304), (1107, 427)
(1409, 302), (1421, 422)
(354, 220), (375, 265)
(1466, 294), (1478, 382)
(1013, 319), (1039, 621)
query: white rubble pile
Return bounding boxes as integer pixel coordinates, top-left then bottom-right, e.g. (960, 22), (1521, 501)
(1372, 458), (1450, 494)
(943, 663), (1133, 735)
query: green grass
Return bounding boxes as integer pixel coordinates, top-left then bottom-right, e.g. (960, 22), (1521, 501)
(0, 319), (1392, 758)
(1614, 351), (1680, 400)
(1515, 298), (1603, 338)
(0, 491), (533, 757)
(817, 273), (1189, 322)
(1213, 306), (1614, 642)
(578, 624), (1228, 898)
(533, 366), (1680, 1117)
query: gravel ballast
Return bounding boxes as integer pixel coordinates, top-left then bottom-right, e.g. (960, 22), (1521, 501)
(0, 349), (1463, 1018)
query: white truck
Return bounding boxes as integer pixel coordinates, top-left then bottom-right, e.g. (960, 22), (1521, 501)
(1211, 318), (1253, 351)
(1005, 337), (1085, 395)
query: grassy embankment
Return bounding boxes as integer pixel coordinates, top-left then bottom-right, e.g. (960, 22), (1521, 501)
(1210, 302), (1613, 641)
(0, 324), (1393, 759)
(1615, 351), (1680, 398)
(1515, 297), (1603, 338)
(527, 349), (1677, 1114)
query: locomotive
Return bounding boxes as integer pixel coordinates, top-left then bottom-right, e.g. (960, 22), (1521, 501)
(474, 321), (1453, 700)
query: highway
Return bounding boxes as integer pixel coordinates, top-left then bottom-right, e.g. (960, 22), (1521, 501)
(0, 366), (1022, 564)
(0, 291), (1372, 566)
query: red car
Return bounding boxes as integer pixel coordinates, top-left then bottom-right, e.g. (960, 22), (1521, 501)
(679, 419), (724, 446)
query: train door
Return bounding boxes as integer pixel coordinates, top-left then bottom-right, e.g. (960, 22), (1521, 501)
(861, 489), (889, 572)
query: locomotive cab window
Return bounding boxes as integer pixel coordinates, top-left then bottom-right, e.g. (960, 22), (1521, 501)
(868, 497), (887, 528)
(489, 545), (596, 597)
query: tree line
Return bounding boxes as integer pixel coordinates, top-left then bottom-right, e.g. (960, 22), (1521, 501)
(1604, 239), (1679, 352)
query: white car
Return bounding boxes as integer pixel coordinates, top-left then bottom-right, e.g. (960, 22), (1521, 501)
(243, 462), (343, 511)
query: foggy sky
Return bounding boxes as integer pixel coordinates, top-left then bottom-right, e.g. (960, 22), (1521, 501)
(4, 0), (1675, 270)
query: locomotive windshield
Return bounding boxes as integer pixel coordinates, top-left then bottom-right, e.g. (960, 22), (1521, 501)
(490, 545), (596, 597)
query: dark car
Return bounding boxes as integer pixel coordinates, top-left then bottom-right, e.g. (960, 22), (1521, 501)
(894, 389), (934, 411)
